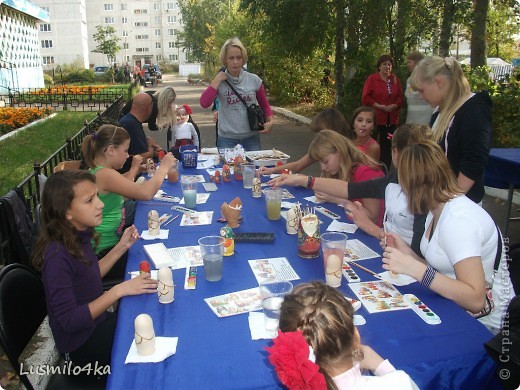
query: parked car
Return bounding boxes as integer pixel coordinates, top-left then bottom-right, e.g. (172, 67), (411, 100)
(143, 64), (162, 85)
(93, 66), (110, 76)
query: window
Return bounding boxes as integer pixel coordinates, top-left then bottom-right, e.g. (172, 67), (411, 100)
(41, 6), (49, 14)
(122, 30), (128, 37)
(123, 42), (129, 49)
(167, 16), (176, 23)
(134, 9), (148, 14)
(134, 22), (148, 27)
(41, 40), (53, 48)
(154, 16), (160, 24)
(166, 2), (175, 10)
(169, 54), (178, 61)
(156, 55), (163, 61)
(168, 29), (174, 36)
(122, 17), (128, 24)
(136, 48), (150, 52)
(42, 56), (54, 65)
(104, 4), (113, 11)
(39, 24), (51, 32)
(156, 42), (161, 48)
(155, 29), (161, 36)
(136, 35), (149, 40)
(121, 4), (127, 11)
(104, 17), (114, 24)
(168, 42), (176, 48)
(153, 3), (160, 10)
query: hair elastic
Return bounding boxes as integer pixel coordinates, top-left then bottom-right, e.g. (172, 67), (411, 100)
(444, 57), (455, 70)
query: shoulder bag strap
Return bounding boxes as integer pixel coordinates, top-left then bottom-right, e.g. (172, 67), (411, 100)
(494, 224), (502, 273)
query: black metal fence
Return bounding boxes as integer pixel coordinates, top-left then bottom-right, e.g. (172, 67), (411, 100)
(0, 83), (135, 112)
(14, 95), (127, 218)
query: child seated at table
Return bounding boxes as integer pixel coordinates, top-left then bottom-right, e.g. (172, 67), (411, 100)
(267, 281), (418, 389)
(259, 108), (353, 175)
(382, 141), (515, 333)
(170, 105), (200, 160)
(31, 170), (158, 368)
(81, 125), (177, 276)
(309, 129), (384, 226)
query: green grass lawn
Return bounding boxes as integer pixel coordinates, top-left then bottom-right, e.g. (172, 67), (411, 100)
(0, 111), (96, 195)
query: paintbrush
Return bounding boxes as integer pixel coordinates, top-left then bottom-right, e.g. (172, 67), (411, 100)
(347, 260), (382, 280)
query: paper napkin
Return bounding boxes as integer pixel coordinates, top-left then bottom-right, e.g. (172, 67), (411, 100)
(326, 219), (358, 233)
(379, 271), (417, 286)
(248, 312), (275, 340)
(141, 229), (169, 240)
(125, 337), (179, 364)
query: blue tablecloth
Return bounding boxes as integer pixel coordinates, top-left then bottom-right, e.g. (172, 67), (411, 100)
(485, 148), (520, 189)
(107, 166), (499, 390)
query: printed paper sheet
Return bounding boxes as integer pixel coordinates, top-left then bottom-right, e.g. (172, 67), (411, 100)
(248, 257), (300, 284)
(205, 288), (262, 317)
(344, 239), (381, 261)
(348, 281), (410, 313)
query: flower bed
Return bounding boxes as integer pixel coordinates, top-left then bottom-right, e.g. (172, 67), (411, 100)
(30, 85), (106, 95)
(0, 107), (53, 135)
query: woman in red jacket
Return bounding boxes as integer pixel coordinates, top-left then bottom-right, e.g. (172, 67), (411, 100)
(362, 54), (403, 169)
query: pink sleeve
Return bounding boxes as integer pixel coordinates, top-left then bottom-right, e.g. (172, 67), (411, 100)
(200, 86), (217, 108)
(374, 359), (396, 376)
(256, 85), (273, 117)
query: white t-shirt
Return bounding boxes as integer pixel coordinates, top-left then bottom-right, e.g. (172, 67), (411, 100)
(385, 183), (414, 246)
(172, 122), (199, 147)
(420, 195), (514, 329)
(333, 360), (418, 390)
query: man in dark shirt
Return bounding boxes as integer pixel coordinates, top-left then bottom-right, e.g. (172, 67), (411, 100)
(118, 92), (157, 173)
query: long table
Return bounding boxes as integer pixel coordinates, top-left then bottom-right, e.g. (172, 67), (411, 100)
(108, 164), (500, 390)
(485, 148), (520, 236)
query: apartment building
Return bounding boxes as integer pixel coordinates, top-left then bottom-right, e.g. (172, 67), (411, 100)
(32, 0), (186, 70)
(33, 0), (89, 70)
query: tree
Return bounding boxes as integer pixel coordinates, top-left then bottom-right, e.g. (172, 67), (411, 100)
(92, 25), (121, 64)
(470, 0), (490, 67)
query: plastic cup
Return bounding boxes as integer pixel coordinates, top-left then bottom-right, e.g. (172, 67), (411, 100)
(181, 176), (198, 209)
(241, 163), (255, 189)
(198, 236), (225, 282)
(259, 280), (293, 337)
(321, 232), (347, 287)
(265, 188), (282, 220)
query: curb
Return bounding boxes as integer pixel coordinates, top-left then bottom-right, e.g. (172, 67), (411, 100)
(271, 107), (312, 125)
(0, 113), (58, 142)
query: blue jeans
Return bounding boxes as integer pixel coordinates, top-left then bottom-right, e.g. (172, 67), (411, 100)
(217, 134), (261, 151)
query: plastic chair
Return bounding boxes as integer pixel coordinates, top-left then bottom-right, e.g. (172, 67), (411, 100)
(0, 263), (107, 390)
(0, 263), (47, 390)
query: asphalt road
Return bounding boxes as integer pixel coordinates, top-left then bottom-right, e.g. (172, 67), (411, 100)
(144, 74), (520, 244)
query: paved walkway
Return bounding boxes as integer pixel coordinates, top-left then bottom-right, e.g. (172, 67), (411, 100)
(145, 74), (520, 243)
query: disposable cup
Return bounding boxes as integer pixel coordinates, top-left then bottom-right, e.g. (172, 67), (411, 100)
(259, 280), (293, 337)
(264, 188), (282, 221)
(181, 176), (198, 209)
(241, 163), (255, 189)
(198, 236), (225, 282)
(321, 232), (347, 287)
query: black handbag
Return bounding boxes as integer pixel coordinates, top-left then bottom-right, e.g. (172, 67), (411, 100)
(225, 80), (265, 131)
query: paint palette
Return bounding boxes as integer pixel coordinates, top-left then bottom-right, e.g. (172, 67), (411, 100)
(403, 294), (442, 325)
